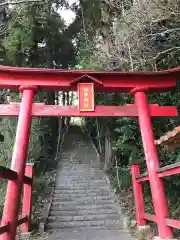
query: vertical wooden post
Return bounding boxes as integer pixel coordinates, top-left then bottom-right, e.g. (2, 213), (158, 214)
(131, 164), (146, 226)
(0, 86), (38, 240)
(21, 163), (34, 233)
(131, 87), (173, 238)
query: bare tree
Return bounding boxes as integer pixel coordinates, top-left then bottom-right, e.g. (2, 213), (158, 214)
(95, 0), (180, 71)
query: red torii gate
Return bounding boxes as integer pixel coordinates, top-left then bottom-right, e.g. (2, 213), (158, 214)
(0, 65), (180, 239)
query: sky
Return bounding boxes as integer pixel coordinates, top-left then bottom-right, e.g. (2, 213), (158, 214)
(58, 0), (77, 25)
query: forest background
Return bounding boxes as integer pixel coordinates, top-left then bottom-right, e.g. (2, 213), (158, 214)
(0, 0), (180, 234)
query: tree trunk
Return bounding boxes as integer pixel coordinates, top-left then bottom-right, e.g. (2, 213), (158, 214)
(104, 123), (112, 173)
(100, 1), (113, 172)
(100, 1), (111, 56)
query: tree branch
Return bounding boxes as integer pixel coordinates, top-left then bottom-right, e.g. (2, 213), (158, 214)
(0, 0), (44, 7)
(142, 28), (180, 39)
(135, 47), (180, 65)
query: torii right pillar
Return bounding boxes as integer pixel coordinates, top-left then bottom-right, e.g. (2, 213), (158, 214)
(130, 87), (173, 239)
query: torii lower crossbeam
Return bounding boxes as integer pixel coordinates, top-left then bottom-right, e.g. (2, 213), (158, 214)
(0, 104), (177, 117)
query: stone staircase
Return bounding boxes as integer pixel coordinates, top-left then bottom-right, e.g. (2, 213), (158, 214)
(46, 125), (133, 239)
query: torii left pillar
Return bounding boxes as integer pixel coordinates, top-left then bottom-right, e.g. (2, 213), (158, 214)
(0, 86), (38, 240)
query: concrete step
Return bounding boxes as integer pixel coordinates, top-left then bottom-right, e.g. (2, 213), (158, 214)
(55, 177), (106, 181)
(59, 161), (99, 163)
(58, 168), (101, 171)
(56, 174), (104, 178)
(57, 170), (103, 174)
(51, 195), (112, 202)
(51, 198), (114, 206)
(56, 174), (104, 179)
(49, 208), (119, 217)
(58, 164), (94, 167)
(55, 176), (106, 181)
(54, 184), (108, 189)
(54, 186), (110, 191)
(45, 229), (130, 240)
(56, 170), (104, 174)
(53, 189), (112, 196)
(50, 203), (116, 211)
(55, 179), (106, 183)
(58, 163), (100, 166)
(56, 173), (106, 181)
(56, 172), (105, 176)
(47, 219), (121, 230)
(52, 191), (111, 198)
(55, 181), (108, 187)
(54, 186), (111, 191)
(48, 213), (120, 222)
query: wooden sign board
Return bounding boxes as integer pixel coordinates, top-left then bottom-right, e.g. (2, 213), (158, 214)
(78, 83), (94, 112)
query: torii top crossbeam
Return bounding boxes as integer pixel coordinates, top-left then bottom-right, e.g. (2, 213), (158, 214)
(1, 65), (180, 92)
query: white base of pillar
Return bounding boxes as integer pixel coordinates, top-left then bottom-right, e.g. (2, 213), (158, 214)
(153, 237), (177, 240)
(135, 226), (176, 240)
(138, 225), (150, 230)
(136, 225), (153, 240)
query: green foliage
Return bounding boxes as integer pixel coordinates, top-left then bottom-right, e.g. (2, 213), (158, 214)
(6, 24), (32, 64)
(0, 0), (77, 218)
(111, 166), (132, 190)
